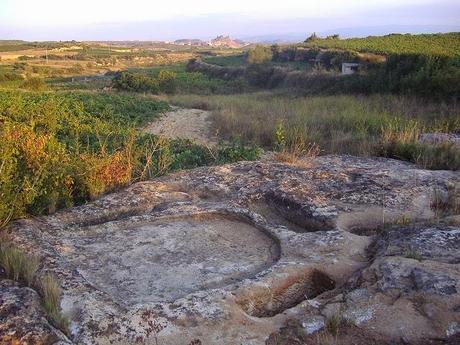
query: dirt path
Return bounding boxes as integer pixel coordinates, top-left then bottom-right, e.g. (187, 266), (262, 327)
(143, 107), (218, 146)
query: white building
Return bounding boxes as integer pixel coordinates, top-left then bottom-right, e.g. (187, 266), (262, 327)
(342, 62), (359, 75)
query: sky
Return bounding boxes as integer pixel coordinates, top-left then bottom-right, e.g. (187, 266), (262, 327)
(1, 0), (459, 41)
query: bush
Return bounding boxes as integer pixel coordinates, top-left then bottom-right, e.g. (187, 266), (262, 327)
(198, 50), (460, 100)
(169, 140), (214, 170)
(0, 122), (74, 220)
(157, 70), (177, 94)
(112, 71), (159, 93)
(247, 45), (273, 65)
(216, 140), (261, 163)
(304, 32), (320, 43)
(112, 70), (178, 94)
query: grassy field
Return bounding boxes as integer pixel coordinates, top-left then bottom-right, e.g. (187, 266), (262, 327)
(169, 93), (460, 170)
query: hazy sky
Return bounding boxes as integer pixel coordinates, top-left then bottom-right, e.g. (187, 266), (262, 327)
(1, 0), (459, 40)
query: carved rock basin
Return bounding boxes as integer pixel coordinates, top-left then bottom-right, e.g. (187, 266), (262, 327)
(62, 214), (279, 305)
(5, 156), (460, 345)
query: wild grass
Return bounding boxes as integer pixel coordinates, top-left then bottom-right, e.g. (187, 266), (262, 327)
(431, 183), (460, 218)
(41, 273), (70, 334)
(0, 241), (70, 334)
(0, 243), (39, 286)
(326, 312), (346, 336)
(274, 127), (321, 168)
(168, 93), (460, 170)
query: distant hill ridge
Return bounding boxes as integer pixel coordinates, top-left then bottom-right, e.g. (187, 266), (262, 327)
(208, 35), (247, 48)
(173, 35), (247, 48)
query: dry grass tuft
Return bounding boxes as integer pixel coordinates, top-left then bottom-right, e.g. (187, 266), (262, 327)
(275, 141), (321, 168)
(0, 243), (38, 286)
(41, 273), (70, 334)
(325, 312), (345, 336)
(431, 183), (460, 218)
(0, 241), (69, 335)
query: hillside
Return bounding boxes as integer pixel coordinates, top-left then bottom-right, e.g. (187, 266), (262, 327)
(301, 32), (460, 57)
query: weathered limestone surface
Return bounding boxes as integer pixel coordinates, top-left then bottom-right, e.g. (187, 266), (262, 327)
(0, 279), (71, 344)
(419, 133), (460, 148)
(2, 155), (460, 345)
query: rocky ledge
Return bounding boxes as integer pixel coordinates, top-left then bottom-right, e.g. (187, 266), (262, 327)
(2, 155), (460, 345)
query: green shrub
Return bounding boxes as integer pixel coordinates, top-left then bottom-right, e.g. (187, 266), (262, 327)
(216, 139), (261, 163)
(326, 312), (345, 336)
(157, 70), (177, 94)
(170, 140), (214, 170)
(198, 35), (460, 100)
(112, 71), (159, 93)
(0, 121), (74, 221)
(247, 45), (273, 65)
(0, 91), (165, 223)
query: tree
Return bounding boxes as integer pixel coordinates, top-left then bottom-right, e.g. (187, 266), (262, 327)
(247, 45), (273, 65)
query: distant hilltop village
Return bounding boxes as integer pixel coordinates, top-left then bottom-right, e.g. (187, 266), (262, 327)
(172, 35), (248, 48)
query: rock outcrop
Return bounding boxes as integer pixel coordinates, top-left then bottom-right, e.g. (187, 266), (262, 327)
(0, 279), (71, 344)
(2, 155), (460, 345)
(419, 133), (460, 149)
(208, 35), (247, 48)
